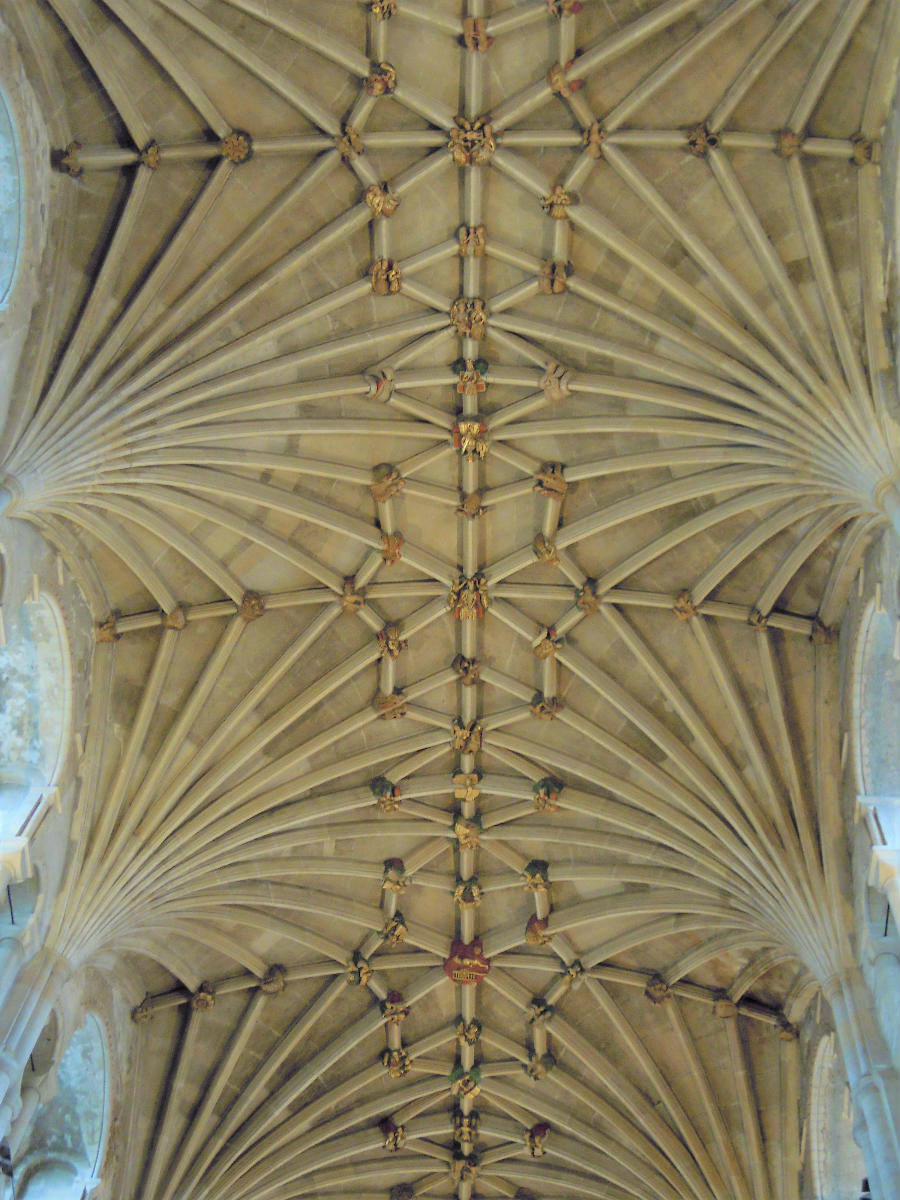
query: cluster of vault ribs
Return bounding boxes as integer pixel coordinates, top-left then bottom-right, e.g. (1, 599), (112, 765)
(122, 365), (801, 1181)
(55, 0), (873, 1186)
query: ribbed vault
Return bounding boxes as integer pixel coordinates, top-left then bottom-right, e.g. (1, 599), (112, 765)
(1, 1), (898, 1198)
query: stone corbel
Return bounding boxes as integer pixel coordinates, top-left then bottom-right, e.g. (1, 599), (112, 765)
(95, 613), (121, 643)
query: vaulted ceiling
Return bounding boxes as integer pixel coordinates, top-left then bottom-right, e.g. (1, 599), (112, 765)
(2, 1), (898, 1198)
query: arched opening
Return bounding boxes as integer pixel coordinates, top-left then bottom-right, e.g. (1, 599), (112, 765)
(809, 1033), (868, 1200)
(16, 1015), (109, 1198)
(0, 595), (70, 838)
(0, 87), (21, 308)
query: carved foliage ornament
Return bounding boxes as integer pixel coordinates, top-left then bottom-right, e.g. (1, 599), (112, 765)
(140, 141), (160, 170)
(221, 131), (253, 162)
(453, 876), (483, 909)
(457, 491), (487, 518)
(370, 775), (401, 811)
(456, 1017), (482, 1046)
(524, 1050), (556, 1079)
(382, 1047), (412, 1077)
(530, 692), (564, 720)
(450, 1063), (482, 1094)
(454, 812), (482, 849)
(340, 577), (365, 613)
(522, 859), (550, 892)
(645, 974), (672, 1004)
(576, 579), (600, 612)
